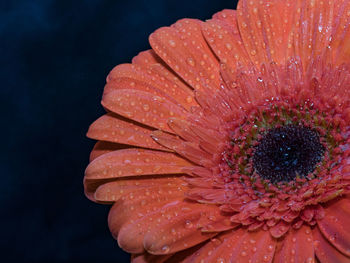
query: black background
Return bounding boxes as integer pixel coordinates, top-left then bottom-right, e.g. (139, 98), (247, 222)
(1, 0), (238, 262)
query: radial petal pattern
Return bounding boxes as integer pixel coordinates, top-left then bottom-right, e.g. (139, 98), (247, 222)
(85, 0), (350, 262)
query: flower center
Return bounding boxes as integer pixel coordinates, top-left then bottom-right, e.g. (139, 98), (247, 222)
(253, 125), (325, 183)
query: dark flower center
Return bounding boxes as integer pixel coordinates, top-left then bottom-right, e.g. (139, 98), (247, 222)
(253, 125), (325, 183)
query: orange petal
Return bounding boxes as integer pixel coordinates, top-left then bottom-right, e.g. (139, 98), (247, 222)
(108, 188), (186, 243)
(293, 0), (334, 70)
(122, 206), (220, 255)
(186, 188), (228, 204)
(106, 62), (196, 111)
(119, 201), (202, 254)
(85, 148), (191, 180)
(117, 200), (182, 253)
(269, 220), (290, 238)
(329, 0), (350, 66)
(149, 19), (221, 91)
(205, 228), (276, 263)
(102, 89), (188, 132)
(84, 177), (115, 202)
(94, 177), (186, 203)
(167, 118), (201, 143)
(273, 225), (314, 263)
(143, 202), (220, 255)
(317, 197), (350, 256)
(182, 233), (231, 263)
(313, 226), (350, 263)
(236, 0), (314, 66)
(162, 244), (204, 263)
(132, 50), (197, 111)
(188, 121), (226, 154)
(151, 130), (214, 167)
(212, 9), (237, 25)
(131, 49), (163, 66)
(236, 0), (273, 65)
(87, 113), (168, 151)
(168, 118), (225, 154)
(202, 18), (251, 69)
(89, 141), (125, 162)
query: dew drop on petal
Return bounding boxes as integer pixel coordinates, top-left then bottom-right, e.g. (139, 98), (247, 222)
(225, 43), (232, 50)
(143, 104), (150, 111)
(169, 40), (176, 47)
(161, 245), (170, 253)
(185, 220), (193, 228)
(186, 57), (196, 67)
(125, 112), (134, 118)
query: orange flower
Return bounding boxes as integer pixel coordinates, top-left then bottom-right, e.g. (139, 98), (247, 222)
(84, 0), (350, 262)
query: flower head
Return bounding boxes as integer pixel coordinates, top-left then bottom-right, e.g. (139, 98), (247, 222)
(85, 0), (350, 262)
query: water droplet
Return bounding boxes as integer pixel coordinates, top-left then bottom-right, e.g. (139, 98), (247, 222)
(187, 57), (195, 66)
(169, 40), (176, 47)
(125, 112), (134, 118)
(250, 50), (257, 56)
(241, 251), (247, 256)
(153, 165), (161, 172)
(186, 96), (192, 103)
(226, 43), (232, 50)
(185, 220), (193, 228)
(143, 104), (150, 111)
(161, 245), (170, 253)
(209, 215), (216, 221)
(257, 20), (262, 28)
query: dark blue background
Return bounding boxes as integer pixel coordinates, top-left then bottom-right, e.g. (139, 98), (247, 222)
(1, 0), (237, 262)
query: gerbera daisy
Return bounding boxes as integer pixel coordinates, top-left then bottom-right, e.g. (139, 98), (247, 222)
(84, 0), (350, 262)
